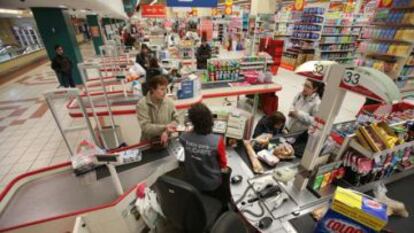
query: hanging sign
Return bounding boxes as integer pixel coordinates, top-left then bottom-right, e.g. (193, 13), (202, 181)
(294, 0), (306, 11)
(339, 67), (400, 103)
(166, 0), (218, 8)
(90, 26), (100, 38)
(224, 5), (232, 15)
(141, 4), (166, 18)
(377, 0), (393, 8)
(295, 61), (337, 82)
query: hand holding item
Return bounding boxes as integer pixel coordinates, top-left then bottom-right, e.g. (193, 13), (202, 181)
(288, 110), (298, 118)
(160, 131), (169, 146)
(166, 122), (177, 133)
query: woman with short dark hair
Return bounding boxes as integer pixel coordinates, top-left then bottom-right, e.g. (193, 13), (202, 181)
(136, 75), (178, 145)
(179, 103), (227, 194)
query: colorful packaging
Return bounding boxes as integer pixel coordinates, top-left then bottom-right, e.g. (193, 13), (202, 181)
(315, 187), (388, 233)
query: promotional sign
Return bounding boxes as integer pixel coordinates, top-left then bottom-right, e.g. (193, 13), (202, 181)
(294, 0), (306, 11)
(199, 18), (213, 40)
(377, 0), (393, 8)
(141, 4), (166, 18)
(166, 0), (218, 8)
(90, 26), (100, 38)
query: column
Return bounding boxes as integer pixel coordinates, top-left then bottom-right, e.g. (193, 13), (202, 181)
(86, 14), (105, 55)
(31, 7), (83, 84)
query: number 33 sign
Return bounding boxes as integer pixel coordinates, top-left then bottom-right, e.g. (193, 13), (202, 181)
(343, 70), (360, 86)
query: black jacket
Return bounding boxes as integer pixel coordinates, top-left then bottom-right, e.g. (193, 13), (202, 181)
(51, 55), (72, 74)
(196, 44), (211, 69)
(253, 116), (283, 138)
(135, 53), (150, 71)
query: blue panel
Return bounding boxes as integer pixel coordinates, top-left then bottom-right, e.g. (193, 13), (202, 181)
(166, 0), (218, 8)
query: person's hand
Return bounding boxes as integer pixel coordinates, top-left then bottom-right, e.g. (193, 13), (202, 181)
(165, 122), (177, 133)
(289, 110), (298, 118)
(160, 131), (169, 146)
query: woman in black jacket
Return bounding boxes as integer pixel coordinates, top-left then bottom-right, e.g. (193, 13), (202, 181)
(135, 44), (152, 71)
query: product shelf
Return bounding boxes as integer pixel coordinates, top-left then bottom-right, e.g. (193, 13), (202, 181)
(319, 42), (355, 45)
(320, 49), (355, 53)
(349, 139), (414, 159)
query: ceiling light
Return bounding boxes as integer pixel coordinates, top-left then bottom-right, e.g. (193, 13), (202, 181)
(80, 9), (87, 13)
(0, 8), (23, 15)
(59, 5), (67, 8)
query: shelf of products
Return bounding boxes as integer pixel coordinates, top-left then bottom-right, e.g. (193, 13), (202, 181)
(357, 1), (414, 96)
(281, 7), (325, 70)
(318, 12), (360, 64)
(206, 58), (241, 82)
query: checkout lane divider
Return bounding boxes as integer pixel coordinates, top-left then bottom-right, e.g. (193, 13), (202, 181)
(0, 140), (155, 233)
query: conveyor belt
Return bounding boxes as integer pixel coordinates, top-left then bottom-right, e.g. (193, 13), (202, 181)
(201, 82), (231, 89)
(96, 147), (170, 179)
(0, 152), (175, 230)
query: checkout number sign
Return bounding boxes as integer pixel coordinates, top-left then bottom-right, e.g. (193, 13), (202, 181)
(342, 70), (360, 87)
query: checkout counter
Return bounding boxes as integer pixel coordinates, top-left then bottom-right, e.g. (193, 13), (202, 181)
(1, 118), (414, 233)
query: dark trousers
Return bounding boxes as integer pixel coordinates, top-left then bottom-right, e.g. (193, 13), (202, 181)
(58, 72), (75, 88)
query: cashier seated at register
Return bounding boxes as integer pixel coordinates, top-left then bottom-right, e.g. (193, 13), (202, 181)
(252, 111), (286, 138)
(179, 103), (228, 197)
(136, 75), (178, 145)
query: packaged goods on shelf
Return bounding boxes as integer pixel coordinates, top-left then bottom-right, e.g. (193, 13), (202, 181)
(373, 9), (414, 25)
(206, 59), (241, 82)
(362, 28), (414, 41)
(311, 161), (345, 191)
(358, 42), (411, 57)
(321, 36), (355, 44)
(342, 144), (413, 186)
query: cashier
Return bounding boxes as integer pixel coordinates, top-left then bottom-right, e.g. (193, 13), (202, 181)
(252, 111), (286, 138)
(136, 75), (178, 145)
(179, 103), (227, 197)
(287, 80), (324, 133)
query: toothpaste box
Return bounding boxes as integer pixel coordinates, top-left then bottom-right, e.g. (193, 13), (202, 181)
(315, 187), (388, 233)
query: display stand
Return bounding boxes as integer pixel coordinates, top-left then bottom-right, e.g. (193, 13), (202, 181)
(293, 61), (401, 190)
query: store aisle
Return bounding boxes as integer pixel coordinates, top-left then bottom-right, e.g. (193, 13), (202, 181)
(0, 42), (94, 191)
(0, 44), (365, 192)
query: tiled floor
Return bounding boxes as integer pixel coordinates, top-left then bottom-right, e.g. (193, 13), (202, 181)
(0, 43), (96, 191)
(0, 42), (365, 192)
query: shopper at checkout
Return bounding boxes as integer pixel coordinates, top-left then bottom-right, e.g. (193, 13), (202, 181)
(252, 111), (286, 138)
(136, 75), (178, 145)
(287, 80), (324, 133)
(179, 103), (228, 199)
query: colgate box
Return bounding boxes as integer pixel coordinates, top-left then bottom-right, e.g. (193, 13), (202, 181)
(315, 187), (388, 233)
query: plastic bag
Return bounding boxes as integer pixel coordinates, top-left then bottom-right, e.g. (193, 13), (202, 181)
(131, 80), (143, 97)
(135, 184), (165, 229)
(71, 140), (105, 172)
(374, 182), (409, 217)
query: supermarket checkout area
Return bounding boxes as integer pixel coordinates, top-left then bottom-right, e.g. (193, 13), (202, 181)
(2, 125), (414, 233)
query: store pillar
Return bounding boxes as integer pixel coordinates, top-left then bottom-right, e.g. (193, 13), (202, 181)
(86, 15), (104, 55)
(31, 7), (83, 84)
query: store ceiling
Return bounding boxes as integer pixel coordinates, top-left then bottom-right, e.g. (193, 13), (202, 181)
(0, 0), (127, 19)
